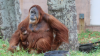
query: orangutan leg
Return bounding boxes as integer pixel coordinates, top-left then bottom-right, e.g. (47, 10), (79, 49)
(51, 37), (62, 50)
(35, 37), (52, 53)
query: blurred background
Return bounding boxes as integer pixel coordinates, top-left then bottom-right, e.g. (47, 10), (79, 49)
(19, 0), (100, 33)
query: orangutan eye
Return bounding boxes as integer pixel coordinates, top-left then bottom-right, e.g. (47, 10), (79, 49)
(31, 11), (36, 14)
(31, 11), (33, 13)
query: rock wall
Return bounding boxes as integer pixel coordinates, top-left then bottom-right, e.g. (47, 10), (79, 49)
(0, 0), (21, 39)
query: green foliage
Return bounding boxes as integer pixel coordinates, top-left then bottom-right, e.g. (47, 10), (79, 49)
(86, 29), (91, 33)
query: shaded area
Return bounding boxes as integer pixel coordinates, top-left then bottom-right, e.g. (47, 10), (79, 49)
(0, 27), (3, 39)
(79, 41), (100, 53)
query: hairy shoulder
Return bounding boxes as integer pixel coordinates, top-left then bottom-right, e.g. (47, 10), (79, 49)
(18, 17), (29, 29)
(43, 13), (55, 22)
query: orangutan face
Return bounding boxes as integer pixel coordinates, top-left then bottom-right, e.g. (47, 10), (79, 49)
(29, 7), (39, 24)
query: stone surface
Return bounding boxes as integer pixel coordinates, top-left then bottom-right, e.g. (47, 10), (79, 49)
(47, 0), (79, 50)
(0, 0), (21, 40)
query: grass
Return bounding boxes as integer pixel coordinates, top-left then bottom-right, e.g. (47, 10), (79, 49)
(0, 39), (44, 56)
(0, 30), (100, 56)
(78, 29), (100, 44)
(70, 49), (100, 56)
(0, 39), (100, 56)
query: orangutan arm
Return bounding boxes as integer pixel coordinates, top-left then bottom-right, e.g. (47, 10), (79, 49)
(46, 15), (69, 50)
(48, 15), (69, 43)
(8, 30), (20, 53)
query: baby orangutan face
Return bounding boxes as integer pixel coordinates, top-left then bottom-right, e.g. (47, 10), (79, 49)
(29, 7), (40, 25)
(20, 27), (29, 42)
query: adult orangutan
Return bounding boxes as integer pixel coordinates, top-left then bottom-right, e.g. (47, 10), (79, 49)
(8, 5), (69, 53)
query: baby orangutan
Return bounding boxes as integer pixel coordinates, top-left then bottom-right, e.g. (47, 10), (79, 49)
(8, 26), (29, 53)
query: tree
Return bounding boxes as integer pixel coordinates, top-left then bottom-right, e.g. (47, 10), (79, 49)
(0, 0), (21, 40)
(47, 0), (79, 50)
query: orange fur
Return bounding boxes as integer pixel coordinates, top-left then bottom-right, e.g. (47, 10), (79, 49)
(27, 5), (69, 53)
